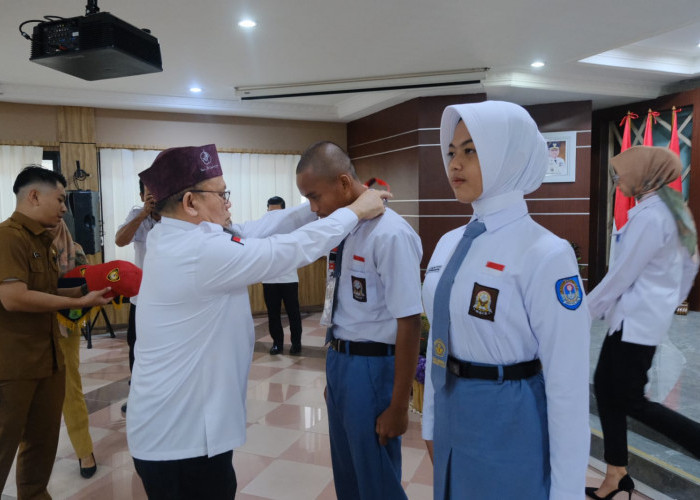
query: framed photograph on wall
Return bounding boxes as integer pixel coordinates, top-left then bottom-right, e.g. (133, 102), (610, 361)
(542, 131), (577, 183)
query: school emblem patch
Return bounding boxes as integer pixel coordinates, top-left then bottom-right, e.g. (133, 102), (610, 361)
(433, 339), (446, 367)
(351, 276), (367, 302)
(107, 268), (120, 282)
(555, 276), (582, 310)
(468, 282), (499, 322)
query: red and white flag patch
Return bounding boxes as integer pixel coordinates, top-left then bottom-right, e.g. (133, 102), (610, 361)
(485, 261), (505, 271)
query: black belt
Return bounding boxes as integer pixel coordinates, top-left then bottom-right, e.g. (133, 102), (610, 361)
(329, 339), (395, 357)
(447, 356), (542, 381)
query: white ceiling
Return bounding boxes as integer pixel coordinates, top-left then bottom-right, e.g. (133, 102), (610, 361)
(2, 0), (700, 123)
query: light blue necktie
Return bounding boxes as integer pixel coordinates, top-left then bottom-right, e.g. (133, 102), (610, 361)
(430, 221), (486, 390)
(325, 239), (346, 344)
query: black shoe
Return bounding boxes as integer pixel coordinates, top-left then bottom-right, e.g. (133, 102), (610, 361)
(79, 453), (97, 479)
(269, 345), (282, 355)
(585, 474), (634, 500)
(289, 344), (302, 356)
(121, 403), (127, 415)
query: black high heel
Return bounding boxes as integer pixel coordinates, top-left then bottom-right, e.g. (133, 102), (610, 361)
(585, 474), (634, 500)
(79, 453), (97, 479)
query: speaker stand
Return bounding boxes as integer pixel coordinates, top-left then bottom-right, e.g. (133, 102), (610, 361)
(82, 306), (116, 349)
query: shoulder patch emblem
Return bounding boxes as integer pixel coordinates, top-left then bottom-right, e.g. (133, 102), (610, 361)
(231, 236), (244, 245)
(468, 282), (499, 321)
(555, 276), (582, 310)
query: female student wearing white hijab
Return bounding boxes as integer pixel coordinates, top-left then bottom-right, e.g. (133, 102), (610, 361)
(421, 101), (591, 500)
(586, 146), (699, 500)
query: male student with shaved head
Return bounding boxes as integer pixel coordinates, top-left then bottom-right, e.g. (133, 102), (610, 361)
(126, 144), (389, 499)
(296, 141), (423, 500)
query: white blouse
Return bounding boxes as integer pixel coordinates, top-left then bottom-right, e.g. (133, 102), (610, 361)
(588, 192), (698, 346)
(421, 195), (591, 500)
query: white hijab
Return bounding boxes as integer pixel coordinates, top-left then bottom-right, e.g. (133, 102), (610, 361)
(440, 101), (548, 204)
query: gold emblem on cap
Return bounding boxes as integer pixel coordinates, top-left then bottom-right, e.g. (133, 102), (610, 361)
(107, 268), (121, 282)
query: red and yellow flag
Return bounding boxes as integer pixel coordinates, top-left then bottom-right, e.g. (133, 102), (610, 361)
(643, 109), (659, 146)
(668, 106), (683, 193)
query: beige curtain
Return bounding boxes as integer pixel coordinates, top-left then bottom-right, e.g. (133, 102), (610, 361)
(0, 145), (44, 221)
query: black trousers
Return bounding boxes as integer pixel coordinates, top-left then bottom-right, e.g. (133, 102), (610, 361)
(133, 450), (236, 500)
(594, 328), (700, 465)
(263, 282), (302, 347)
(127, 303), (137, 372)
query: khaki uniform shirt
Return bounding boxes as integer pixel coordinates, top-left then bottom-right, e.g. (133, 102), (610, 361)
(0, 212), (63, 380)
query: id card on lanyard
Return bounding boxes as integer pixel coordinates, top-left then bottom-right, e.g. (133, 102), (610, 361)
(320, 245), (341, 327)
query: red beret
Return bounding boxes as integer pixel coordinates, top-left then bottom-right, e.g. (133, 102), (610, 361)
(139, 144), (223, 202)
(64, 260), (142, 298)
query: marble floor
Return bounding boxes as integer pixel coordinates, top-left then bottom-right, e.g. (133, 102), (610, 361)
(2, 311), (680, 499)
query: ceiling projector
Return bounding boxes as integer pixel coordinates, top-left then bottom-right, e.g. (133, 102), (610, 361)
(27, 4), (162, 81)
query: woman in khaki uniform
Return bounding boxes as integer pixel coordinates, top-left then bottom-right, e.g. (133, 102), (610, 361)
(52, 220), (98, 478)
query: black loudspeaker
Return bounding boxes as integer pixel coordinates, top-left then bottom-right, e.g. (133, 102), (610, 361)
(67, 190), (102, 254)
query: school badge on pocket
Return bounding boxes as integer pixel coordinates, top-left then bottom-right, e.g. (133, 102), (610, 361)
(468, 282), (499, 322)
(351, 276), (367, 302)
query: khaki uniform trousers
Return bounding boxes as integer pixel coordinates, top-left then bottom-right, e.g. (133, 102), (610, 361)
(58, 329), (93, 459)
(0, 369), (65, 500)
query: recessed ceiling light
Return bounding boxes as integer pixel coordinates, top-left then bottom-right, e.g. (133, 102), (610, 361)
(531, 61), (545, 68)
(189, 87), (202, 93)
(697, 41), (700, 48)
(238, 19), (256, 28)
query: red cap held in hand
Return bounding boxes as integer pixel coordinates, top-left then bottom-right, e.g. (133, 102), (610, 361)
(64, 260), (142, 298)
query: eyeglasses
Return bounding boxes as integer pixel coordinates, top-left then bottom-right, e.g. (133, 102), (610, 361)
(188, 190), (231, 202)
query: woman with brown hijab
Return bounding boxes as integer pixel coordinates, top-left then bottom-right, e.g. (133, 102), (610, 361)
(587, 146), (699, 499)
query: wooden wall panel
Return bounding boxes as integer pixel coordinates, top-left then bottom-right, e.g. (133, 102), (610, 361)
(351, 148), (420, 233)
(95, 108), (346, 152)
(349, 96), (594, 290)
(59, 142), (99, 191)
(57, 106), (95, 143)
(0, 102), (58, 144)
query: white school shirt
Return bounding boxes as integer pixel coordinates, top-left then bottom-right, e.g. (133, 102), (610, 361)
(421, 196), (591, 500)
(127, 206), (355, 460)
(330, 208), (423, 343)
(118, 207), (158, 305)
(588, 193), (698, 346)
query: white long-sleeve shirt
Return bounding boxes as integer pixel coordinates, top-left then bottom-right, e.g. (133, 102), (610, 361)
(588, 192), (698, 346)
(421, 195), (591, 500)
(127, 205), (355, 460)
(118, 207), (158, 305)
